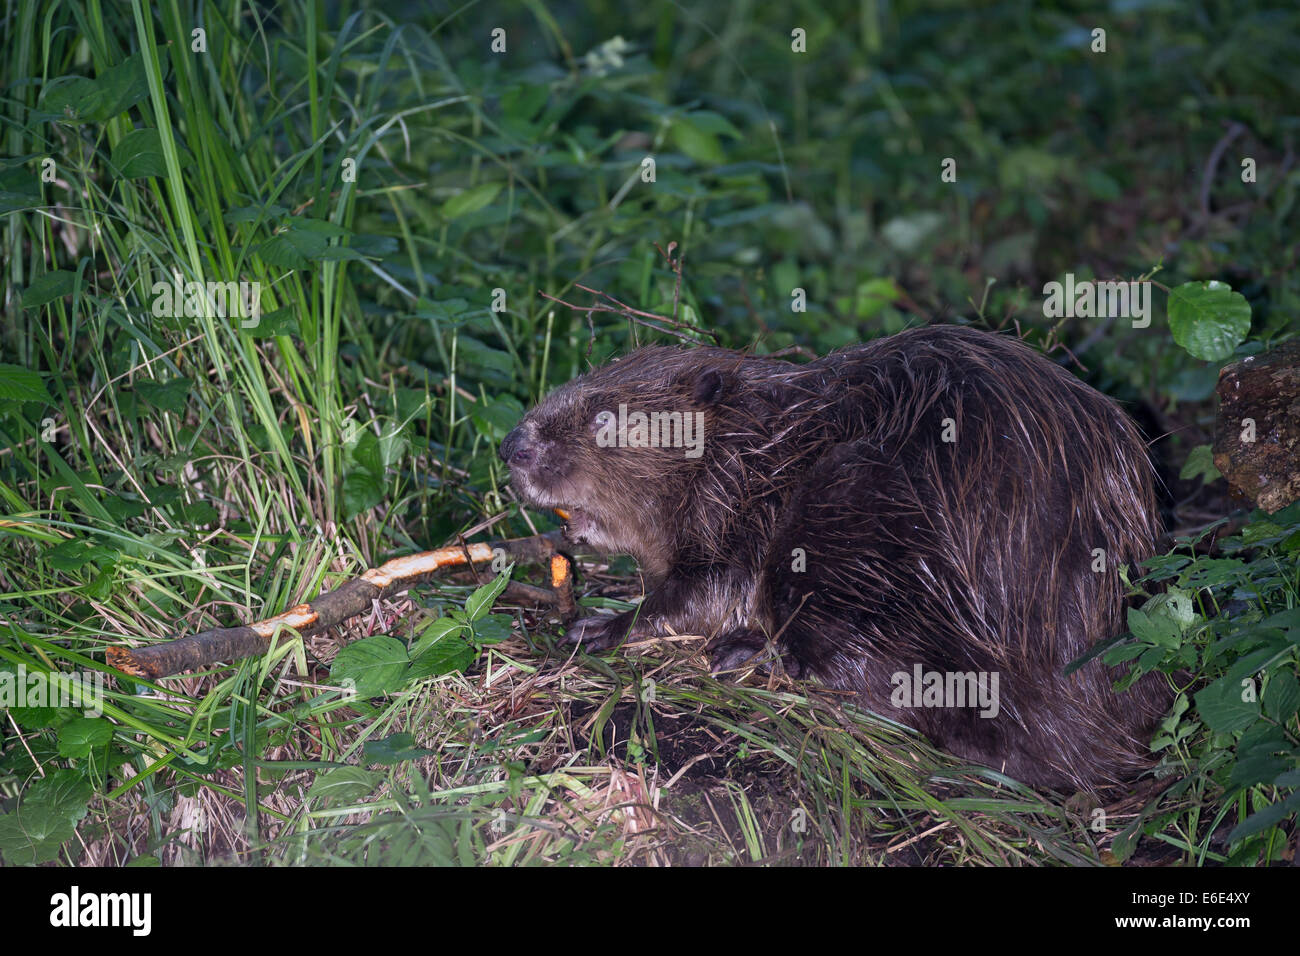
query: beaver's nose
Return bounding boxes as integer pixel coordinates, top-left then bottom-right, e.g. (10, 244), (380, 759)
(499, 427), (533, 465)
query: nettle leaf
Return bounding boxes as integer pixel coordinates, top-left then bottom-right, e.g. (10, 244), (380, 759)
(1229, 749), (1290, 788)
(1127, 606), (1181, 649)
(464, 572), (511, 622)
(456, 336), (513, 381)
(110, 128), (193, 179)
(329, 635), (408, 698)
(57, 716), (113, 758)
(225, 203), (289, 224)
(0, 164), (42, 214)
(21, 270), (76, 310)
(1194, 673), (1260, 734)
(376, 426), (408, 472)
(241, 305), (299, 338)
(1167, 281), (1251, 361)
(135, 377), (192, 417)
(256, 232), (315, 269)
(39, 76), (105, 122)
(470, 395), (523, 441)
(1182, 557), (1250, 590)
(442, 182), (502, 221)
(316, 246), (365, 262)
(92, 52), (154, 120)
(46, 537), (118, 572)
(417, 297), (472, 326)
(257, 219), (350, 269)
(341, 470), (384, 520)
(1263, 670), (1300, 723)
(306, 767), (382, 804)
(350, 430), (384, 478)
(0, 363), (49, 402)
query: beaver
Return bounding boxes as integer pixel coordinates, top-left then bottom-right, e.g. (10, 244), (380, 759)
(500, 324), (1170, 791)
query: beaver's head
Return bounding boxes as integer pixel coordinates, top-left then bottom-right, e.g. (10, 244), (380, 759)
(500, 347), (743, 574)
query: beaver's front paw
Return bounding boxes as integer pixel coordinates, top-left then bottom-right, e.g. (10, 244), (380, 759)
(562, 611), (634, 651)
(706, 628), (802, 678)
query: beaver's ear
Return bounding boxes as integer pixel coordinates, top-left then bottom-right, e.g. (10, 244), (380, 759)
(691, 369), (728, 405)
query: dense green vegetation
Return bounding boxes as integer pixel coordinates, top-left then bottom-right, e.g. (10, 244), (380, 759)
(0, 0), (1296, 865)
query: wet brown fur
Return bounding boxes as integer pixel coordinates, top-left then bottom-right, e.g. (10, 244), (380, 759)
(502, 325), (1170, 791)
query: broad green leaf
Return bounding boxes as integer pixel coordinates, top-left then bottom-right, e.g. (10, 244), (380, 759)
(0, 768), (93, 864)
(349, 234), (399, 258)
(92, 52), (153, 120)
(456, 336), (513, 381)
(1127, 605), (1181, 648)
(225, 203), (289, 223)
(1179, 444), (1222, 483)
(1167, 281), (1251, 361)
(1194, 674), (1260, 733)
(258, 227), (329, 270)
(135, 377), (193, 416)
(846, 278), (901, 319)
(410, 615), (467, 658)
(672, 115), (725, 164)
(0, 805), (78, 864)
(329, 635), (408, 698)
(341, 470), (384, 520)
(0, 363), (48, 402)
(316, 246), (365, 262)
(418, 298), (472, 325)
(57, 717), (113, 758)
(21, 270), (76, 310)
(111, 128), (171, 179)
(502, 83), (549, 134)
(0, 168), (41, 213)
(408, 633), (475, 678)
(472, 614), (513, 645)
(6, 706), (65, 729)
(350, 430), (384, 478)
(39, 76), (104, 122)
(240, 305), (299, 338)
(1263, 670), (1300, 723)
(26, 769), (94, 820)
(442, 182), (502, 221)
(307, 767), (383, 803)
(470, 395), (524, 441)
(464, 572), (511, 622)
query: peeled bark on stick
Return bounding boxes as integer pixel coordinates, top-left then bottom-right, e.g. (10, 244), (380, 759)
(106, 531), (575, 680)
(1212, 341), (1300, 514)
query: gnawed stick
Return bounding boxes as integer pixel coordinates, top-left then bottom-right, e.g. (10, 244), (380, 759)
(107, 531), (576, 680)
